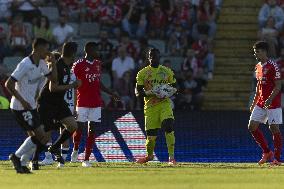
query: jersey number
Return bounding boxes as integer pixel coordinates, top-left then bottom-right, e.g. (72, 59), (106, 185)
(66, 89), (73, 100)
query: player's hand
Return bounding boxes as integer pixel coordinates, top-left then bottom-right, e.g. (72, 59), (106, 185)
(21, 100), (32, 110)
(264, 98), (272, 109)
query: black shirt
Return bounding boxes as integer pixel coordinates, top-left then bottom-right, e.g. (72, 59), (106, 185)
(38, 58), (71, 105)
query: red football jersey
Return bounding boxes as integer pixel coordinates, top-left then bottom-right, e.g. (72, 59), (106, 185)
(72, 58), (102, 107)
(255, 59), (281, 109)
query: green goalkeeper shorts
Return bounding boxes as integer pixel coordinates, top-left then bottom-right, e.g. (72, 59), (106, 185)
(144, 100), (174, 131)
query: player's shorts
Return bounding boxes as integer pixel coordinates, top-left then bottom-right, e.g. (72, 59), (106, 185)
(76, 107), (101, 123)
(38, 101), (73, 131)
(11, 109), (40, 131)
(250, 105), (283, 125)
(144, 101), (174, 131)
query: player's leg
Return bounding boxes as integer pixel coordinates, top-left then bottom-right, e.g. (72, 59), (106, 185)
(71, 122), (85, 162)
(268, 108), (283, 165)
(82, 107), (101, 167)
(248, 105), (272, 164)
(161, 118), (175, 165)
(60, 126), (70, 161)
(160, 102), (176, 164)
(137, 129), (158, 164)
(10, 110), (45, 173)
(137, 107), (160, 164)
(82, 122), (96, 167)
(39, 131), (53, 166)
(50, 116), (77, 151)
(29, 124), (54, 170)
(48, 102), (77, 164)
(71, 107), (88, 162)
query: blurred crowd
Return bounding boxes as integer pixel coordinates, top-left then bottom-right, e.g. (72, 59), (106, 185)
(0, 0), (222, 110)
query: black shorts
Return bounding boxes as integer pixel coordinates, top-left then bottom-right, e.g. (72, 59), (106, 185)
(11, 109), (40, 131)
(38, 101), (72, 132)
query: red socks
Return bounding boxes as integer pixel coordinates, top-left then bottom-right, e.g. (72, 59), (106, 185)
(273, 132), (282, 161)
(73, 129), (82, 151)
(84, 132), (95, 161)
(251, 128), (270, 153)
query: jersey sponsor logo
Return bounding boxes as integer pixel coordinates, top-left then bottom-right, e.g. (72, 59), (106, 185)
(86, 73), (100, 82)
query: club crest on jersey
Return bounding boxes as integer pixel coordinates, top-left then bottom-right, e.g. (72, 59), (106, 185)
(85, 67), (90, 72)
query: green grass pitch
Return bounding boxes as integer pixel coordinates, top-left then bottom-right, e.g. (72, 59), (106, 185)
(1, 161), (284, 189)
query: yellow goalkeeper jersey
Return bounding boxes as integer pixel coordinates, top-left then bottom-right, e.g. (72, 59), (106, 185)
(136, 65), (176, 109)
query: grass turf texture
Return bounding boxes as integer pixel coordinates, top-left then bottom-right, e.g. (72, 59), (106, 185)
(1, 161), (284, 189)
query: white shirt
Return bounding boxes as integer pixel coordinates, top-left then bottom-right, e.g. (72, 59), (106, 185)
(52, 24), (74, 45)
(10, 57), (50, 110)
(111, 56), (134, 78)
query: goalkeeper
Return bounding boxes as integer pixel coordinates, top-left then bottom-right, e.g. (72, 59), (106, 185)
(135, 48), (177, 165)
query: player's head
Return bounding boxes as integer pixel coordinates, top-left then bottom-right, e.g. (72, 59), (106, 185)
(148, 48), (160, 67)
(32, 38), (50, 59)
(84, 41), (98, 59)
(253, 41), (269, 62)
(62, 41), (78, 62)
(117, 46), (127, 58)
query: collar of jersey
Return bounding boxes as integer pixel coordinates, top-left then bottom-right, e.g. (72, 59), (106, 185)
(85, 58), (94, 64)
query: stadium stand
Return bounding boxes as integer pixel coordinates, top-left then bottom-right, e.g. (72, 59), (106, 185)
(203, 0), (261, 110)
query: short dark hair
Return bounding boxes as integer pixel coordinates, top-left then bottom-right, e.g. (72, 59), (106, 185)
(84, 42), (97, 53)
(32, 38), (49, 49)
(62, 42), (78, 57)
(148, 47), (160, 56)
(253, 41), (269, 52)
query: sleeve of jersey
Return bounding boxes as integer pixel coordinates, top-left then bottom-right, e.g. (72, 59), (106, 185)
(167, 68), (176, 84)
(136, 70), (144, 86)
(72, 62), (79, 77)
(11, 61), (28, 81)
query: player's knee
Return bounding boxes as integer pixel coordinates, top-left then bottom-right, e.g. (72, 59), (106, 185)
(269, 124), (280, 134)
(248, 121), (258, 132)
(66, 122), (78, 132)
(146, 129), (159, 137)
(162, 119), (174, 133)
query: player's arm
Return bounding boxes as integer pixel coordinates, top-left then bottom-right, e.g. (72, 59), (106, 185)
(250, 82), (260, 112)
(49, 64), (81, 92)
(264, 80), (281, 109)
(5, 77), (32, 109)
(135, 84), (155, 98)
(5, 61), (32, 109)
(264, 65), (282, 109)
(100, 81), (120, 100)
